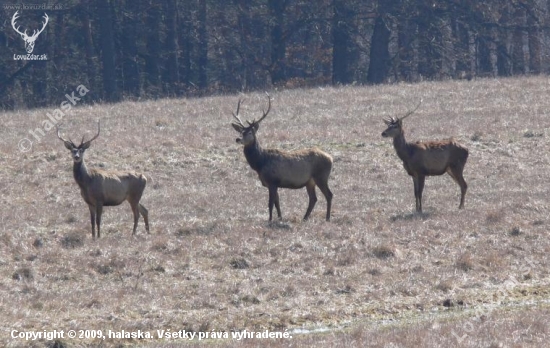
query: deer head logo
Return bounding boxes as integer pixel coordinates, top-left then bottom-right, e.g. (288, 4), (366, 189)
(11, 11), (49, 54)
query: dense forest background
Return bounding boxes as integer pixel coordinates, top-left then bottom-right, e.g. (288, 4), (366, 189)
(1, 0), (549, 110)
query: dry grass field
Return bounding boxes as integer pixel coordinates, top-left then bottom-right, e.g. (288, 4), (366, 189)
(1, 76), (550, 347)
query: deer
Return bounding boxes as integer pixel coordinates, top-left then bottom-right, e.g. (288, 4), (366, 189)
(11, 11), (49, 54)
(231, 94), (333, 221)
(381, 100), (469, 213)
(56, 121), (150, 238)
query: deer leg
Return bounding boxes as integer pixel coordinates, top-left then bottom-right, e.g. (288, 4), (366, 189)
(88, 204), (96, 239)
(413, 176), (425, 213)
(96, 204), (103, 238)
(139, 204), (150, 233)
(417, 176), (425, 213)
(412, 178), (420, 212)
(130, 202), (140, 235)
(273, 191), (282, 219)
(448, 167), (467, 209)
(316, 180), (333, 221)
(458, 176), (468, 209)
(268, 185), (278, 221)
(303, 180), (318, 221)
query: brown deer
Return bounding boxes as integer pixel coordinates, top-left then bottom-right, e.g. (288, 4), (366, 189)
(56, 121), (150, 238)
(231, 94), (333, 221)
(381, 101), (469, 213)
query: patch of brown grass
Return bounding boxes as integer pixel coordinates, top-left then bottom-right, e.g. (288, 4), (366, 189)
(436, 279), (455, 293)
(371, 244), (397, 259)
(456, 252), (475, 271)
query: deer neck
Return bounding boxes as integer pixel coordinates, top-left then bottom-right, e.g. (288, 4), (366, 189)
(73, 160), (92, 189)
(243, 139), (266, 172)
(392, 132), (412, 163)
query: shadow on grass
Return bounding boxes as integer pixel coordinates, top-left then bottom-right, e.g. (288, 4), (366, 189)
(389, 211), (432, 222)
(175, 222), (218, 237)
(267, 220), (293, 230)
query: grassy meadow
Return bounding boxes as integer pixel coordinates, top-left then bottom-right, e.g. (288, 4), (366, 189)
(1, 76), (550, 347)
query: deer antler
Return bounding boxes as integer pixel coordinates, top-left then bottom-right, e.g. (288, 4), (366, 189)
(30, 13), (49, 40)
(56, 123), (74, 146)
(232, 99), (245, 130)
(248, 93), (271, 126)
(11, 12), (48, 39)
(82, 120), (101, 147)
(232, 93), (272, 129)
(11, 11), (27, 38)
(400, 99), (423, 121)
(255, 93), (272, 124)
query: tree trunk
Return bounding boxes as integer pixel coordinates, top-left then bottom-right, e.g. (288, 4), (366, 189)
(178, 0), (192, 88)
(528, 10), (542, 74)
(97, 0), (119, 102)
(498, 4), (513, 76)
(145, 1), (162, 94)
(237, 0), (253, 90)
(268, 0), (287, 85)
(512, 7), (528, 74)
(332, 0), (351, 84)
(440, 16), (455, 78)
(164, 0), (180, 94)
(198, 0), (208, 90)
(398, 17), (417, 81)
(467, 26), (477, 79)
(488, 27), (498, 77)
(367, 15), (391, 84)
(81, 0), (98, 99)
(31, 61), (48, 107)
(121, 0), (140, 97)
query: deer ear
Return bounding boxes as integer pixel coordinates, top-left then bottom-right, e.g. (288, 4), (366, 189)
(63, 141), (73, 150)
(81, 142), (91, 150)
(253, 123), (260, 132)
(231, 123), (243, 133)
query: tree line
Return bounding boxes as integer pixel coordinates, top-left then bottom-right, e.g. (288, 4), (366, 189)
(1, 0), (549, 110)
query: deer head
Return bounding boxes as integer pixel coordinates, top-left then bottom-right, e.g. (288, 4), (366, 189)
(231, 93), (271, 146)
(11, 11), (49, 53)
(381, 99), (422, 138)
(56, 121), (101, 163)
